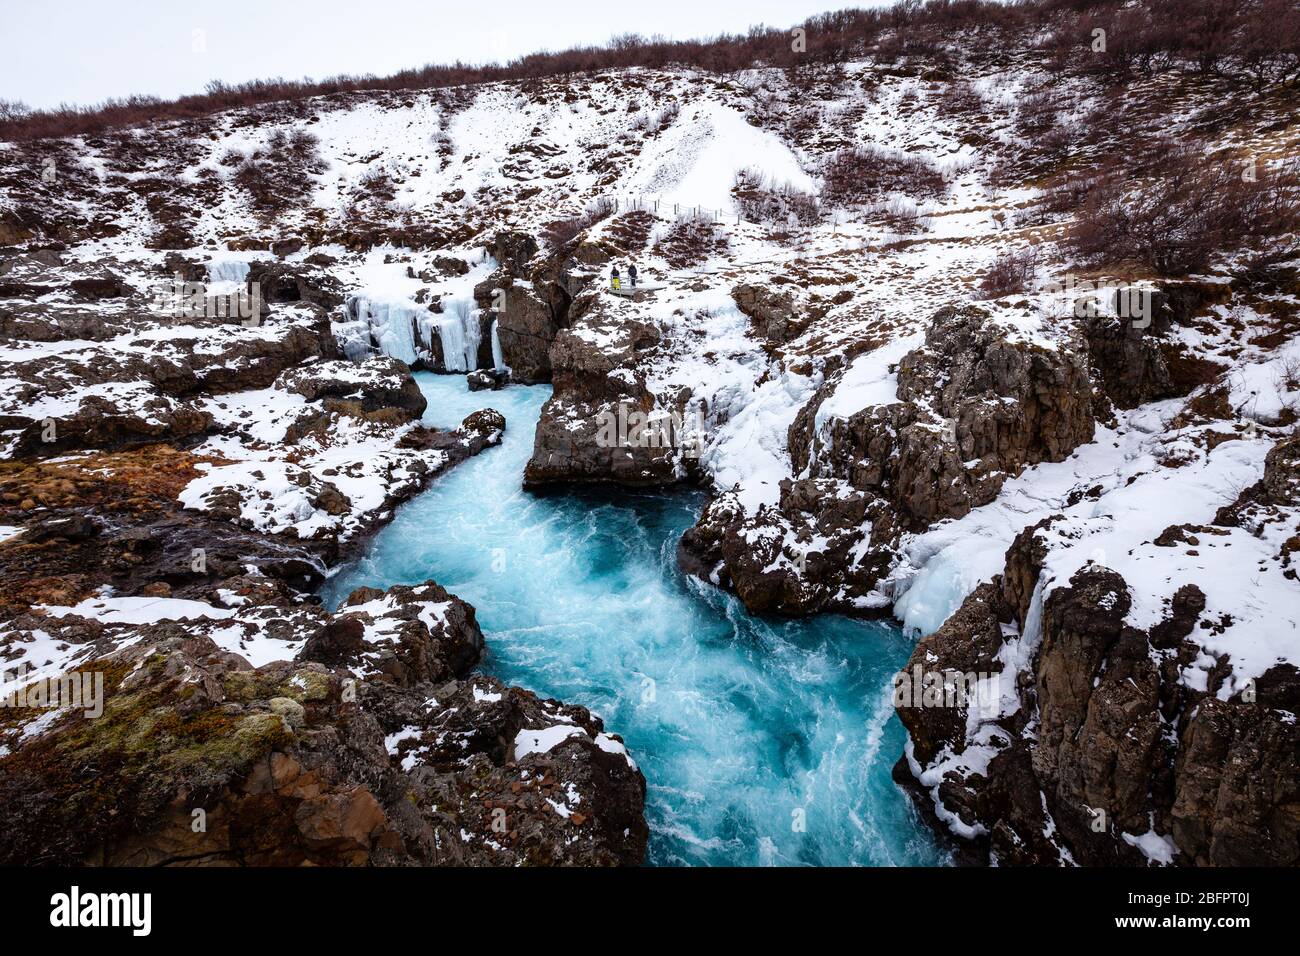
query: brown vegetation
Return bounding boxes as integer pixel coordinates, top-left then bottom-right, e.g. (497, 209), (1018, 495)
(652, 214), (729, 268)
(820, 146), (947, 207)
(5, 2), (1295, 143)
(1068, 149), (1300, 275)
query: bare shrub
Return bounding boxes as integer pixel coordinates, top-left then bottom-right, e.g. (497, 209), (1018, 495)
(1239, 0), (1300, 89)
(541, 197), (615, 248)
(733, 168), (821, 225)
(935, 81), (986, 118)
(653, 214), (729, 268)
(821, 146), (946, 207)
(0, 99), (30, 122)
(1015, 90), (1059, 138)
(977, 247), (1039, 298)
(1041, 170), (1097, 214)
(652, 101), (680, 129)
(877, 196), (928, 233)
(1069, 149), (1300, 276)
(232, 128), (326, 216)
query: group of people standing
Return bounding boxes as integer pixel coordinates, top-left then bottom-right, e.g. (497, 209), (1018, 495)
(610, 263), (638, 290)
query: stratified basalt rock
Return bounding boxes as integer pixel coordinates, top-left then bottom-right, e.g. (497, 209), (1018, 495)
(678, 480), (887, 616)
(0, 446), (325, 612)
(246, 260), (345, 309)
(524, 292), (678, 488)
(1, 306), (339, 457)
(682, 305), (1096, 616)
(493, 281), (561, 384)
(488, 231), (539, 278)
(1083, 284), (1227, 413)
(795, 305), (1095, 527)
(893, 433), (1300, 866)
(473, 238), (597, 385)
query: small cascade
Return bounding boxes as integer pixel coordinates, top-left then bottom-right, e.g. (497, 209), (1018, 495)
(463, 308), (482, 370)
(434, 315), (468, 371)
(491, 318), (506, 372)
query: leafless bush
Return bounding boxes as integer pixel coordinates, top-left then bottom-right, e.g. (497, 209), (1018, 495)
(877, 196), (928, 233)
(733, 168), (821, 226)
(541, 197), (615, 248)
(632, 101), (681, 134)
(1069, 149), (1300, 276)
(0, 99), (30, 122)
(1041, 169), (1098, 214)
(935, 81), (986, 118)
(653, 101), (680, 129)
(231, 128), (326, 216)
(1016, 90), (1059, 138)
(653, 213), (729, 268)
(977, 247), (1039, 298)
(820, 146), (946, 207)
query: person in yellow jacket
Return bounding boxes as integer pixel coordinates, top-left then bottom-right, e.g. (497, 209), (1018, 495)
(611, 266), (621, 290)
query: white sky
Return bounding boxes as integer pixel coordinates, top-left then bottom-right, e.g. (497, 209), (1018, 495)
(2, 0), (890, 110)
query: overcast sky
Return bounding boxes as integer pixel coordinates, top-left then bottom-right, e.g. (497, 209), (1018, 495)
(2, 0), (890, 110)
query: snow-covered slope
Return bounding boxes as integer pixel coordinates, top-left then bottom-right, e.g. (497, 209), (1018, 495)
(1, 34), (1297, 868)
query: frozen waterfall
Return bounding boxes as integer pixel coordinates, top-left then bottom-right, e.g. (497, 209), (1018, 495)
(336, 295), (485, 371)
(344, 295), (425, 365)
(431, 300), (482, 372)
(205, 260), (250, 295)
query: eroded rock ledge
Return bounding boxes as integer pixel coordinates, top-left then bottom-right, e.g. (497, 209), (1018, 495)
(893, 435), (1300, 866)
(0, 580), (646, 866)
(680, 305), (1095, 615)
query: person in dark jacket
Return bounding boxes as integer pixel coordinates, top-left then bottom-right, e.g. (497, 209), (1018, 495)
(628, 263), (638, 288)
(611, 265), (621, 290)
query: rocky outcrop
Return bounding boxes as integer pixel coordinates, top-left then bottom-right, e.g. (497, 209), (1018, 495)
(0, 599), (647, 866)
(682, 305), (1096, 616)
(467, 368), (508, 391)
(277, 357), (428, 421)
(487, 231), (539, 277)
(524, 292), (679, 488)
(731, 282), (804, 345)
(1, 306), (340, 457)
(492, 281), (562, 384)
(245, 260), (346, 310)
(893, 433), (1300, 866)
(794, 306), (1095, 527)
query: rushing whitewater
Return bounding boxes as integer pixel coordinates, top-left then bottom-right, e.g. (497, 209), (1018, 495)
(321, 375), (946, 866)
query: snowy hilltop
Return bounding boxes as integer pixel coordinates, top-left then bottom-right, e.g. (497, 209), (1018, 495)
(0, 0), (1297, 866)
